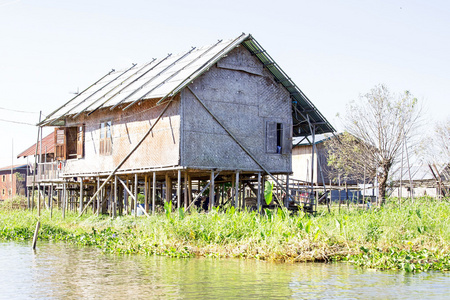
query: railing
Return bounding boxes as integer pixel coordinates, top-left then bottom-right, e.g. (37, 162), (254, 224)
(26, 161), (64, 186)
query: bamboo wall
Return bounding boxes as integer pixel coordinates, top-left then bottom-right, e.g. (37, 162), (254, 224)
(63, 97), (181, 176)
(181, 46), (292, 174)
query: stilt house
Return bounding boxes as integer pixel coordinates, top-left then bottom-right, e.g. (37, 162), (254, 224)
(35, 33), (334, 214)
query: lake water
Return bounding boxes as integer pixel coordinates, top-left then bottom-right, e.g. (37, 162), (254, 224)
(1, 242), (449, 299)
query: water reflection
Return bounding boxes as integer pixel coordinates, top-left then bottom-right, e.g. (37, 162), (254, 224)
(0, 242), (449, 299)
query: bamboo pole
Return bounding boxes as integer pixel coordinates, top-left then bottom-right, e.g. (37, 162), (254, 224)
(32, 221), (40, 250)
(31, 112), (42, 212)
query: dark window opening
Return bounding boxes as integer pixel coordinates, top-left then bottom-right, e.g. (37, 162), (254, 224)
(276, 123), (283, 154)
(266, 121), (291, 155)
(55, 127), (80, 160)
(267, 121), (284, 154)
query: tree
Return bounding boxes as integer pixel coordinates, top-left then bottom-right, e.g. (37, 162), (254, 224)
(325, 132), (377, 185)
(15, 172), (25, 196)
(433, 118), (450, 165)
(425, 117), (450, 187)
(327, 84), (421, 203)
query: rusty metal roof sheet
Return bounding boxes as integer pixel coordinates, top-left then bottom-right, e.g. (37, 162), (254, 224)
(17, 131), (55, 158)
(39, 33), (334, 137)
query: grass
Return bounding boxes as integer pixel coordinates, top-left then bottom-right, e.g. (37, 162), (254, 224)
(0, 196), (449, 272)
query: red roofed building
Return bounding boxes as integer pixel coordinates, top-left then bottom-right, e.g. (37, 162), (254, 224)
(17, 131), (55, 162)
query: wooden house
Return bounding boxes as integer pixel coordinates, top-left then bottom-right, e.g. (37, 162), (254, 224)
(35, 33), (334, 215)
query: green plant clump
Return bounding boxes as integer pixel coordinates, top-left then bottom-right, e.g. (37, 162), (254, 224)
(1, 196), (449, 272)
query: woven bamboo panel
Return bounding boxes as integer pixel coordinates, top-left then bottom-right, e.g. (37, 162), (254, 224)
(181, 49), (292, 174)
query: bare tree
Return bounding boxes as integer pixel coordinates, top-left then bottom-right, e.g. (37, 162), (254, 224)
(434, 118), (450, 165)
(325, 132), (377, 185)
(327, 84), (421, 203)
(426, 118), (450, 188)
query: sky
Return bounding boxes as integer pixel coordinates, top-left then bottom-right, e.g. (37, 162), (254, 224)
(0, 0), (449, 167)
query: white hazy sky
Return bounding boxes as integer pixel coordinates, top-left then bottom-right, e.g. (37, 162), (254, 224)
(0, 0), (448, 167)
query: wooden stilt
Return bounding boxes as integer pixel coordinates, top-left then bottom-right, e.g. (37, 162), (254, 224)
(50, 183), (53, 218)
(27, 188), (30, 210)
(152, 172), (156, 215)
(221, 183), (224, 206)
(210, 170), (215, 209)
(114, 176), (118, 218)
(124, 177), (129, 214)
(144, 174), (149, 213)
(165, 173), (172, 204)
(257, 172), (261, 212)
(79, 178), (84, 214)
(38, 183), (41, 216)
(177, 169), (181, 209)
(285, 174), (290, 208)
(62, 182), (66, 219)
(56, 187), (60, 210)
(134, 173), (138, 217)
(96, 177), (100, 216)
(235, 170), (239, 208)
(184, 172), (188, 210)
(188, 174), (192, 206)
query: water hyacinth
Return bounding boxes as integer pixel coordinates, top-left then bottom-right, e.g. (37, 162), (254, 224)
(0, 196), (449, 272)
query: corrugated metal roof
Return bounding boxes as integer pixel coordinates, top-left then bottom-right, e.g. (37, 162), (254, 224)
(292, 134), (333, 146)
(39, 33), (334, 137)
(240, 37), (335, 136)
(17, 132), (55, 158)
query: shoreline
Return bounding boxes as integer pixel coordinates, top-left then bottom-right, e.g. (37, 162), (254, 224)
(1, 197), (449, 272)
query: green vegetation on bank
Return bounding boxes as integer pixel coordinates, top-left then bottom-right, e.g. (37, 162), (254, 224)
(1, 197), (449, 273)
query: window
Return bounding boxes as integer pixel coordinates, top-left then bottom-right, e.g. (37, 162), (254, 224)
(276, 123), (283, 154)
(77, 125), (84, 158)
(100, 121), (112, 156)
(2, 175), (5, 182)
(55, 129), (66, 160)
(266, 121), (284, 154)
(2, 189), (4, 196)
(55, 126), (80, 160)
(266, 121), (292, 154)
